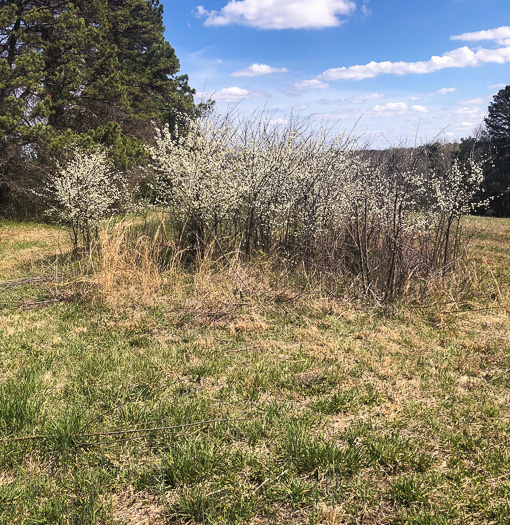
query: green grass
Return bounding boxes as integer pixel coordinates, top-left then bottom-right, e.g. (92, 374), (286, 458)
(0, 217), (509, 524)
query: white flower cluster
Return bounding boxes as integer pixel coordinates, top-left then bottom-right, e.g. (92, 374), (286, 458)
(148, 113), (358, 250)
(47, 149), (125, 248)
(431, 157), (489, 216)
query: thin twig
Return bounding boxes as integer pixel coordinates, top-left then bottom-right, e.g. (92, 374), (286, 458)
(1, 418), (250, 444)
(249, 469), (288, 497)
(78, 418), (249, 438)
(0, 276), (49, 289)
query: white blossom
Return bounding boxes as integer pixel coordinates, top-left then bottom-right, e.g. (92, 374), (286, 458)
(146, 111), (488, 298)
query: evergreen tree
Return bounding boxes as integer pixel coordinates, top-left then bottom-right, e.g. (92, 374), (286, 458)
(485, 86), (510, 144)
(484, 86), (510, 216)
(0, 0), (198, 212)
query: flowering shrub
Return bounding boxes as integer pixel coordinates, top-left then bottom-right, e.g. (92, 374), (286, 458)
(47, 149), (126, 250)
(148, 113), (241, 250)
(145, 112), (488, 300)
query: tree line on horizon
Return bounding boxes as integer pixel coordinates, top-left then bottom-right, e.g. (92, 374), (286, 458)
(0, 0), (509, 218)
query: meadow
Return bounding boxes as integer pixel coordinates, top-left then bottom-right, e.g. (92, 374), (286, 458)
(0, 215), (509, 524)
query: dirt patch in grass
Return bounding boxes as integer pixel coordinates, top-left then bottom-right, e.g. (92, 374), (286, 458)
(111, 490), (167, 525)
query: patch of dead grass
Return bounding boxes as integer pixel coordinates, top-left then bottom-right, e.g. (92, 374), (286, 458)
(227, 313), (269, 335)
(0, 225), (66, 279)
(111, 489), (166, 525)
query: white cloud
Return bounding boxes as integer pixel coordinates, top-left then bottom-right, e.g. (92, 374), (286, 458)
(373, 102), (408, 115)
(372, 102), (428, 116)
(489, 83), (506, 90)
(451, 26), (510, 46)
(410, 105), (429, 113)
(435, 87), (458, 95)
(459, 97), (485, 105)
(361, 0), (371, 17)
(268, 118), (288, 125)
(202, 86), (265, 102)
(350, 92), (384, 103)
(409, 96), (421, 101)
(196, 0), (356, 30)
(294, 79), (329, 90)
(454, 106), (485, 118)
(322, 45), (510, 81)
(231, 63), (288, 77)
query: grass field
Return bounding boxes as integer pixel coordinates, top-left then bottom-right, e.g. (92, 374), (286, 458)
(0, 217), (509, 524)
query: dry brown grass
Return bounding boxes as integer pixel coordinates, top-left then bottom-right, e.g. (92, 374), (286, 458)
(88, 221), (164, 307)
(110, 489), (166, 525)
(0, 223), (65, 280)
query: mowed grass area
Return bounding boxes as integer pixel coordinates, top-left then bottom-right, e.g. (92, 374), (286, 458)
(0, 218), (509, 524)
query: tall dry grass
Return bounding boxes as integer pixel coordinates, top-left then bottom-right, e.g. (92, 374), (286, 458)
(89, 220), (164, 306)
(81, 218), (503, 316)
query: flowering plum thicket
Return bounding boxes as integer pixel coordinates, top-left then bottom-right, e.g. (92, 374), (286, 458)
(48, 113), (486, 300)
(146, 112), (488, 299)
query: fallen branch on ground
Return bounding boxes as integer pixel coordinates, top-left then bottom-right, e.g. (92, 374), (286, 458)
(1, 418), (250, 444)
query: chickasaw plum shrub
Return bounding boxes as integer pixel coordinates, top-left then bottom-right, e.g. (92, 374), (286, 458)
(47, 149), (126, 250)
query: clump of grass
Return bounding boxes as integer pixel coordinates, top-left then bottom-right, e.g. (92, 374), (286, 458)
(157, 438), (228, 488)
(0, 372), (44, 437)
(282, 420), (364, 476)
(388, 474), (430, 507)
(89, 220), (164, 307)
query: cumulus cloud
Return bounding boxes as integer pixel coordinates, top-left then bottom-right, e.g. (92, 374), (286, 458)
(459, 97), (485, 105)
(435, 87), (458, 95)
(372, 102), (428, 116)
(294, 79), (329, 90)
(200, 86), (265, 102)
(451, 26), (510, 46)
(350, 92), (384, 103)
(489, 83), (506, 90)
(410, 105), (429, 113)
(195, 0), (356, 30)
(231, 63), (288, 77)
(454, 106), (485, 118)
(321, 45), (510, 81)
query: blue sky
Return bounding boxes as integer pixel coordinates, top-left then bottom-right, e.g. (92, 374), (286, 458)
(163, 0), (509, 145)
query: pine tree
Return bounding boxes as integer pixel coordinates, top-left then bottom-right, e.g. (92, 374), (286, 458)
(484, 86), (510, 216)
(485, 86), (510, 145)
(0, 0), (198, 212)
